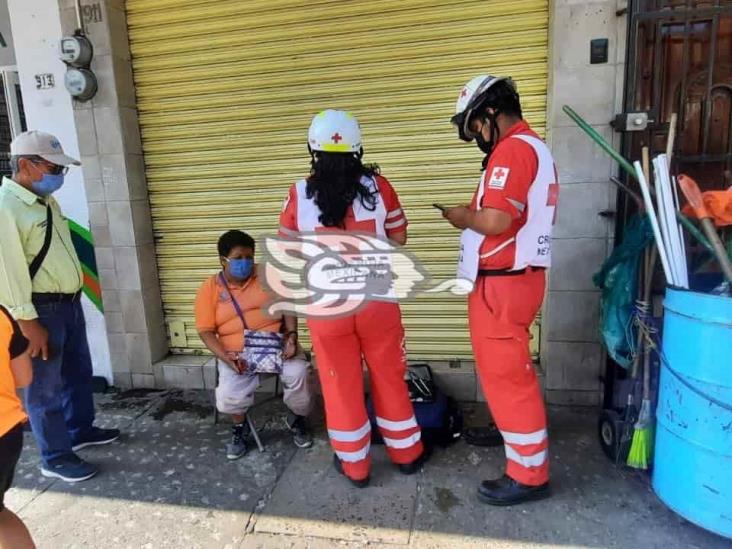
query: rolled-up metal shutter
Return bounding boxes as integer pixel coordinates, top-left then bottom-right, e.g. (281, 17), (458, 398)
(126, 0), (549, 359)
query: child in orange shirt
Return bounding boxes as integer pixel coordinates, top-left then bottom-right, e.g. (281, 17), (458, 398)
(0, 305), (35, 548)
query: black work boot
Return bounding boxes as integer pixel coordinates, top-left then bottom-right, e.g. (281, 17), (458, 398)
(477, 475), (550, 506)
(332, 454), (370, 488)
(398, 445), (433, 475)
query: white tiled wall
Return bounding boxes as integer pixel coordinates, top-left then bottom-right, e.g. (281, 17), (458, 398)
(543, 0), (629, 406)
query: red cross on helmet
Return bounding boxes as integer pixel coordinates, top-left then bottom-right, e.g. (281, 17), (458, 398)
(308, 109), (363, 153)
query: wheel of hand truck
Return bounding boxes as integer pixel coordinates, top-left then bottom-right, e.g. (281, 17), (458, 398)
(598, 409), (622, 462)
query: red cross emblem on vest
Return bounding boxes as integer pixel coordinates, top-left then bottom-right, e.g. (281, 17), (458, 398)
(331, 133), (342, 143)
(488, 166), (509, 189)
(461, 88), (468, 98)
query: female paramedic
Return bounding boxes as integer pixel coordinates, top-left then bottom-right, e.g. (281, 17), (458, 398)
(279, 109), (429, 487)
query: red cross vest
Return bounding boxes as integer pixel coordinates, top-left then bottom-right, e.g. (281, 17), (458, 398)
(289, 176), (405, 237)
(458, 134), (558, 285)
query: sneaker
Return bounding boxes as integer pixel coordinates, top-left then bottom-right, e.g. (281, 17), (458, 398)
(41, 456), (98, 483)
(284, 411), (313, 449)
(477, 475), (550, 506)
(72, 427), (121, 451)
(332, 454), (369, 488)
(226, 423), (249, 460)
(398, 445), (433, 475)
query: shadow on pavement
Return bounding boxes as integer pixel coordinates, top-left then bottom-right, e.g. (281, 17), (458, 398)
(6, 390), (729, 548)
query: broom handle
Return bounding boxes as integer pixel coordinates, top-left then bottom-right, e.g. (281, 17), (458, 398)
(666, 113), (677, 165)
(700, 218), (732, 284)
(629, 151), (653, 379)
(642, 147), (651, 188)
(642, 247), (657, 401)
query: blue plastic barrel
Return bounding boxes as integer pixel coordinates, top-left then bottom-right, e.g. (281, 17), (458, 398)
(653, 288), (732, 539)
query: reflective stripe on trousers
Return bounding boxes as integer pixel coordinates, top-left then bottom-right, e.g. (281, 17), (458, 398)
(469, 269), (550, 486)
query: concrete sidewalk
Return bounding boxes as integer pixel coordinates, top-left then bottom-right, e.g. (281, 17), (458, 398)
(6, 389), (728, 549)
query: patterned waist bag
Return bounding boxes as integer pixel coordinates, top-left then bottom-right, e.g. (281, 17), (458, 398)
(219, 273), (284, 375)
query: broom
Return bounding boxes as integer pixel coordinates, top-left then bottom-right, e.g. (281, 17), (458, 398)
(627, 147), (659, 470)
(627, 246), (657, 469)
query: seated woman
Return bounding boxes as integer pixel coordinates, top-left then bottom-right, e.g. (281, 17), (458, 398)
(195, 230), (314, 460)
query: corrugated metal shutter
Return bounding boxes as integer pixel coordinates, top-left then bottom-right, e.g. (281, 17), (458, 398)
(125, 0), (549, 360)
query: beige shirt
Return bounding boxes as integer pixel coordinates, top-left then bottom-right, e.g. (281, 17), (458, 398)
(0, 177), (83, 320)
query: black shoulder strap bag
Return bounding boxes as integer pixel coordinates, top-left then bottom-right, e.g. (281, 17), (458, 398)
(28, 204), (53, 280)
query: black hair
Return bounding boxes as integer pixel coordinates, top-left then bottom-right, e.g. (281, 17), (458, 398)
(217, 230), (255, 257)
(476, 80), (523, 119)
(306, 151), (380, 228)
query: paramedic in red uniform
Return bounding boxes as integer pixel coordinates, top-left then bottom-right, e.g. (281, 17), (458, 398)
(442, 75), (558, 505)
(279, 109), (429, 487)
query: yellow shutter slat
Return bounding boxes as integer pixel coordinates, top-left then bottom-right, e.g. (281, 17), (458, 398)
(126, 0), (549, 360)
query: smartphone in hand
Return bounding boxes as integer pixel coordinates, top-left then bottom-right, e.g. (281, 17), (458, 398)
(433, 203), (446, 213)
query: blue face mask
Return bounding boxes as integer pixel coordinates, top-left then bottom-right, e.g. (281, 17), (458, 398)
(227, 257), (254, 280)
(31, 173), (65, 196)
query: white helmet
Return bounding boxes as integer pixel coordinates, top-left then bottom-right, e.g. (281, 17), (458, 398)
(308, 109), (362, 153)
(451, 74), (515, 141)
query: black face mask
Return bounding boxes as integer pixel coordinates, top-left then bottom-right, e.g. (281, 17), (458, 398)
(474, 111), (501, 169)
(475, 133), (494, 156)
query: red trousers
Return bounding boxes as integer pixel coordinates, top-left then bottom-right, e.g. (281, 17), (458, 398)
(468, 268), (549, 486)
(308, 301), (423, 481)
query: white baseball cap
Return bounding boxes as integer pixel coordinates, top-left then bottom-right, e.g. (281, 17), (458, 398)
(10, 130), (81, 167)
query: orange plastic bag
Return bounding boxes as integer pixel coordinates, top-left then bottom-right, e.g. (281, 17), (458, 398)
(682, 188), (732, 227)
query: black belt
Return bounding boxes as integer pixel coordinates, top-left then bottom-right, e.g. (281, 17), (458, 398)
(478, 266), (546, 277)
(32, 291), (81, 304)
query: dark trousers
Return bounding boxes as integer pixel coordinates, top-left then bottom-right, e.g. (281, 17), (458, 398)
(0, 422), (24, 510)
(25, 299), (95, 466)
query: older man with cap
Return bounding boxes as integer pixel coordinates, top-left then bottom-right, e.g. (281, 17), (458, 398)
(0, 131), (120, 482)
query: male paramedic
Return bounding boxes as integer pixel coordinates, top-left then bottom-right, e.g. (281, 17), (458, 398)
(441, 75), (558, 506)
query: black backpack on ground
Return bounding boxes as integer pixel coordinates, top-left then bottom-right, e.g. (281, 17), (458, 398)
(366, 363), (463, 447)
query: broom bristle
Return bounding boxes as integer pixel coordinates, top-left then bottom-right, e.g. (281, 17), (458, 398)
(626, 399), (654, 469)
(626, 427), (653, 469)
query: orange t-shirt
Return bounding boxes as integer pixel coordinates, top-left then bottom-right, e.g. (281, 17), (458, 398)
(194, 271), (282, 352)
(1, 305), (28, 437)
